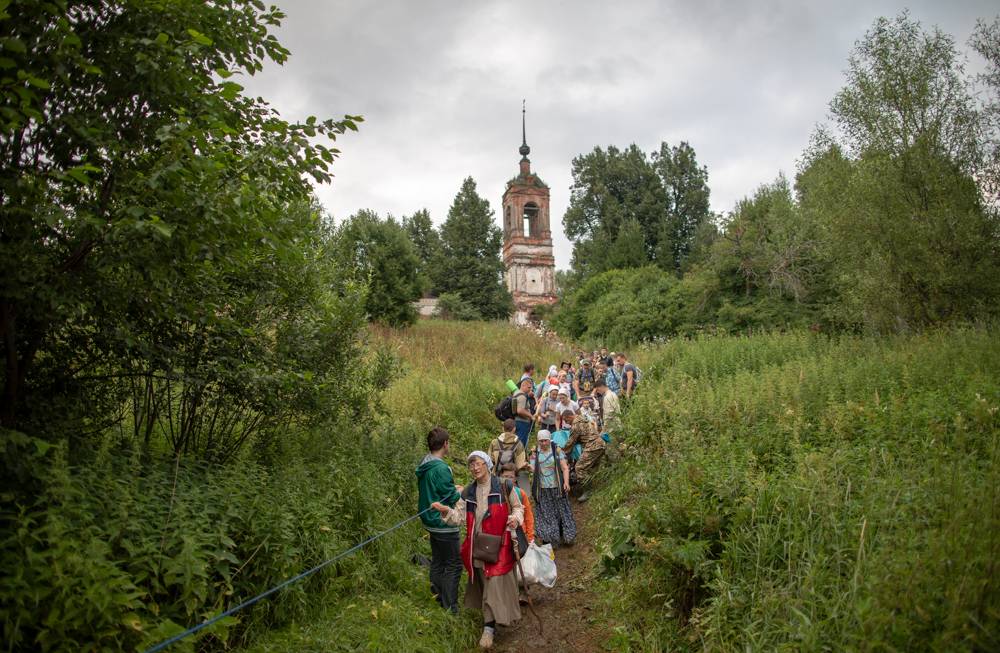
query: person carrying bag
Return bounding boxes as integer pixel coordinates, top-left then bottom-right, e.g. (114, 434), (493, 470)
(430, 451), (523, 649)
(529, 430), (577, 546)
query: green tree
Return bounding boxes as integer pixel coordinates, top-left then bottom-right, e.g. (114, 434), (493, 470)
(550, 266), (686, 346)
(718, 174), (820, 302)
(434, 292), (482, 321)
(0, 0), (371, 445)
(562, 141), (712, 282)
(432, 177), (512, 321)
(403, 208), (441, 292)
(971, 17), (1000, 207)
(604, 217), (648, 271)
(563, 144), (667, 280)
(554, 269), (576, 298)
(333, 210), (421, 327)
(653, 141), (712, 269)
(800, 13), (999, 330)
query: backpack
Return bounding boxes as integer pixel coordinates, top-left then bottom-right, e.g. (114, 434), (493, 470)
(514, 389), (536, 415)
(494, 390), (535, 421)
(496, 437), (518, 466)
(495, 395), (515, 421)
(613, 363), (642, 390)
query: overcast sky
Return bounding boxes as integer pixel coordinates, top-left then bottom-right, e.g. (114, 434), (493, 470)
(240, 0), (997, 270)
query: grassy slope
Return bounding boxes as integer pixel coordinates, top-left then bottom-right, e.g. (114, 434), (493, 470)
(591, 328), (1000, 652)
(251, 322), (999, 652)
(249, 320), (568, 653)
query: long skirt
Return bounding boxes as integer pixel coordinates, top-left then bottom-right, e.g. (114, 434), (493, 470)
(534, 487), (577, 545)
(464, 566), (521, 625)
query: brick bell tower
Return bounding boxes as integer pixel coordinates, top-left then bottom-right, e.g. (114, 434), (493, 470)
(502, 103), (557, 325)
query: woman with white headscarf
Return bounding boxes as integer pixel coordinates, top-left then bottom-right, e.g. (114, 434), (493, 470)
(431, 450), (523, 649)
(534, 364), (560, 399)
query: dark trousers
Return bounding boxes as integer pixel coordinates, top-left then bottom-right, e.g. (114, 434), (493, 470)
(428, 530), (462, 614)
(514, 419), (533, 448)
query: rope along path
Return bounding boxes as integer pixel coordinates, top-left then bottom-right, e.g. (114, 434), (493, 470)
(143, 506), (433, 653)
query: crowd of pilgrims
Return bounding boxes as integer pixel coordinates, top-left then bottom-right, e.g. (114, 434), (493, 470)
(415, 347), (641, 649)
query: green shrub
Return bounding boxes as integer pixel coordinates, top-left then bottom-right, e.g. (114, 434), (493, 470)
(0, 423), (437, 653)
(433, 293), (483, 322)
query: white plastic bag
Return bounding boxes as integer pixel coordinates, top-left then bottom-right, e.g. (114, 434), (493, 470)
(516, 542), (557, 588)
(535, 543), (557, 587)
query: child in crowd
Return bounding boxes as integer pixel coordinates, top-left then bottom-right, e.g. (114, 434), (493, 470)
(579, 396), (600, 427)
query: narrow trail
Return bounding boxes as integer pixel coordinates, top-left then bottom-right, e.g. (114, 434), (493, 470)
(476, 501), (611, 652)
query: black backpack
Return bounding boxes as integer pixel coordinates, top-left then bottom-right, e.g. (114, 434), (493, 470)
(494, 395), (515, 421)
(518, 390), (537, 416)
(494, 390), (535, 422)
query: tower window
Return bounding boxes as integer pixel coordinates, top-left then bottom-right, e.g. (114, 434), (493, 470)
(523, 202), (539, 238)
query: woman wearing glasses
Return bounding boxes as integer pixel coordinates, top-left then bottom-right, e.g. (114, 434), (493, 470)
(431, 451), (524, 649)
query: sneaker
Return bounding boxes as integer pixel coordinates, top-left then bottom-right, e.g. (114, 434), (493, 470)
(578, 489), (592, 502)
(479, 630), (494, 649)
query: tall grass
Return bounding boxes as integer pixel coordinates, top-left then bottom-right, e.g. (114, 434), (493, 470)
(371, 320), (568, 458)
(245, 320), (568, 652)
(593, 327), (1000, 651)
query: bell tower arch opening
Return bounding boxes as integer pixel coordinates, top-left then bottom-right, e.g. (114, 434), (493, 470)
(523, 202), (538, 238)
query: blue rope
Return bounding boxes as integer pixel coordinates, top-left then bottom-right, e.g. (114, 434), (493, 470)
(142, 506), (434, 653)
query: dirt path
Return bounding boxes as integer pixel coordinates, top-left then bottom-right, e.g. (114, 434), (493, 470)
(481, 500), (611, 652)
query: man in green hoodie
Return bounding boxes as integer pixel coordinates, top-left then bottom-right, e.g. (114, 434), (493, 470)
(416, 427), (464, 614)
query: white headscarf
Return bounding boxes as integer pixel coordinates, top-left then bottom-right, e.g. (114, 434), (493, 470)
(467, 450), (493, 472)
(547, 365), (558, 377)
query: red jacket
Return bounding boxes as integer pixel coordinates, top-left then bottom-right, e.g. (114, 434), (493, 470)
(459, 476), (517, 579)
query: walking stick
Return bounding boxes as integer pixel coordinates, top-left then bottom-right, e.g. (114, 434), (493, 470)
(503, 478), (544, 636)
(510, 529), (544, 636)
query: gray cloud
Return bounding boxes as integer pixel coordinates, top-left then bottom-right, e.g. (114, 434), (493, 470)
(240, 0), (999, 269)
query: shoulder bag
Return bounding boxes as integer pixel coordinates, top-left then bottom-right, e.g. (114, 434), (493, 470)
(471, 479), (527, 564)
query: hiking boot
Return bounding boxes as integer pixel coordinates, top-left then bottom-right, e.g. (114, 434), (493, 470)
(577, 489), (592, 502)
(479, 630), (494, 649)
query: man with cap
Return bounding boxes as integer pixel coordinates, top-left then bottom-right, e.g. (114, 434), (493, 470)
(577, 358), (597, 395)
(529, 429), (576, 546)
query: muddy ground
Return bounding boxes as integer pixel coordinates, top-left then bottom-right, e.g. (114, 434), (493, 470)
(476, 500), (612, 652)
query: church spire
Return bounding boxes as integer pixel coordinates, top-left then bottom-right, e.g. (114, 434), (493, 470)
(519, 100), (530, 159)
(519, 100), (530, 175)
